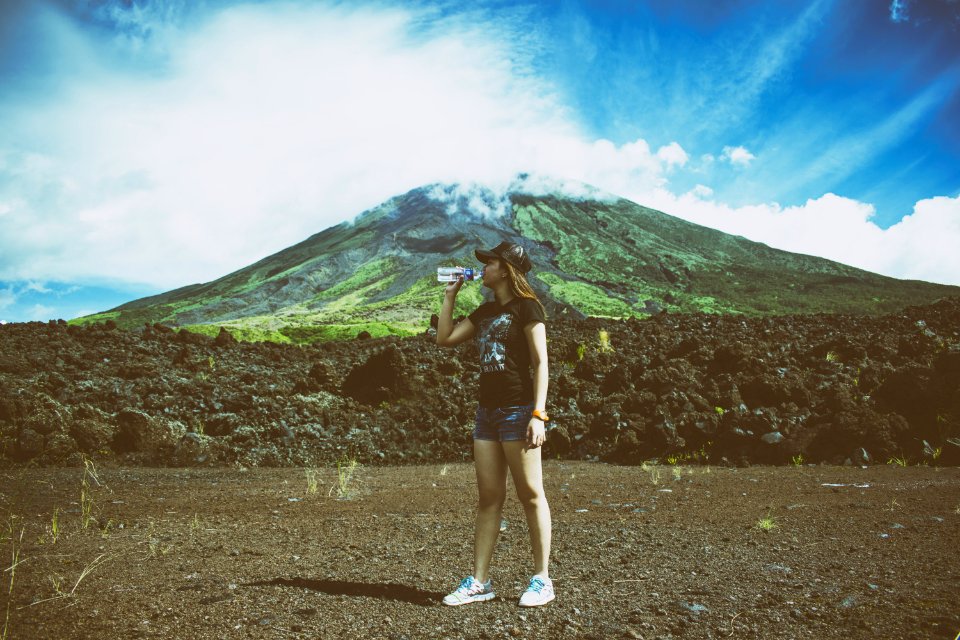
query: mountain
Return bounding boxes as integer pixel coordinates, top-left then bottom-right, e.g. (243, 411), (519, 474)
(73, 179), (960, 342)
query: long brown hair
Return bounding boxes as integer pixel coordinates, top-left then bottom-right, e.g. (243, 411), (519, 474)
(503, 261), (546, 317)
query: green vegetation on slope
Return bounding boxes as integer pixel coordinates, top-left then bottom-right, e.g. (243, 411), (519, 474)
(536, 273), (636, 318)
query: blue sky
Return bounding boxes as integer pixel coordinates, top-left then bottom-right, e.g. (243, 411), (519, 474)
(1, 0), (959, 322)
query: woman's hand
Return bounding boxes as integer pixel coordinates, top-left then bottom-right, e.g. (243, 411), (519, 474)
(445, 276), (464, 297)
(527, 417), (546, 449)
(445, 268), (465, 298)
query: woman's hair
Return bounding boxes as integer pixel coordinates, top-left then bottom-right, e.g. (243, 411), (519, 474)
(503, 261), (546, 316)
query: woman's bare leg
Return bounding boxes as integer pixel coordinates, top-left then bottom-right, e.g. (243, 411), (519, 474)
(472, 439), (507, 583)
(502, 442), (551, 577)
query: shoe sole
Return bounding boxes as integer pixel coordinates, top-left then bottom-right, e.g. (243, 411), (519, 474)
(518, 592), (555, 607)
(442, 593), (496, 606)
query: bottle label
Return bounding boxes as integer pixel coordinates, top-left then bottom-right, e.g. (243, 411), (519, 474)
(437, 267), (477, 282)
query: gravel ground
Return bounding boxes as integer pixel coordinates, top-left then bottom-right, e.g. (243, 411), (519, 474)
(2, 462), (958, 639)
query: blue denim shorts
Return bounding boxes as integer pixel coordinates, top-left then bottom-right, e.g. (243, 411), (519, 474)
(473, 404), (534, 442)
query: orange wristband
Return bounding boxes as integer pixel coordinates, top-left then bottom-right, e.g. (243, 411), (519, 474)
(532, 409), (550, 422)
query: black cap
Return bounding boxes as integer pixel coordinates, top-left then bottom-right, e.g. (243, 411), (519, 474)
(475, 241), (533, 273)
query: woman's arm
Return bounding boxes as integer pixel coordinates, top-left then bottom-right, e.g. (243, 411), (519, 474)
(436, 277), (476, 347)
(524, 320), (549, 447)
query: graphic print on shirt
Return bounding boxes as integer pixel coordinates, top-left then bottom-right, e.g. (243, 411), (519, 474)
(477, 313), (513, 373)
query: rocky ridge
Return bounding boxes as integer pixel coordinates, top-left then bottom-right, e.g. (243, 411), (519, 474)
(2, 298), (959, 468)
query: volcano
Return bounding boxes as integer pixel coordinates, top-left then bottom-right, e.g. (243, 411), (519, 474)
(75, 178), (960, 342)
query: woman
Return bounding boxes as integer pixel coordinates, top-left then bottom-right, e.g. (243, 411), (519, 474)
(436, 241), (554, 608)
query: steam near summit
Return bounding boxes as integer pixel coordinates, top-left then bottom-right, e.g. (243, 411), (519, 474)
(425, 175), (617, 220)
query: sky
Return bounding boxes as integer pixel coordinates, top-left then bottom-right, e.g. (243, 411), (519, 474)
(1, 0), (959, 322)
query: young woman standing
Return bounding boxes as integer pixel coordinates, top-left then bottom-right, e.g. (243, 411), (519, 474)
(436, 241), (554, 608)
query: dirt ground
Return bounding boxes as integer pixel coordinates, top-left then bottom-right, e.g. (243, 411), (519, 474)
(1, 462), (958, 640)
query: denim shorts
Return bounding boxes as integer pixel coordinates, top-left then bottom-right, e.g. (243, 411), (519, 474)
(473, 404), (534, 442)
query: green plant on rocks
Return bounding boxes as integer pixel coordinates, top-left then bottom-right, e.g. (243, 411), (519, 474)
(332, 458), (359, 499)
(756, 514), (777, 532)
(305, 468), (320, 495)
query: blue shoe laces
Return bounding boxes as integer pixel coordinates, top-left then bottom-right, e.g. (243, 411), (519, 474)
(458, 577), (485, 593)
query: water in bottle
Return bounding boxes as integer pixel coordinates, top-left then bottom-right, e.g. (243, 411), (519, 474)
(437, 267), (483, 282)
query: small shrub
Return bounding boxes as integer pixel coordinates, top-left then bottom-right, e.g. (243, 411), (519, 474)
(304, 468), (320, 495)
(333, 458), (359, 499)
(755, 514), (777, 532)
(791, 454), (804, 466)
(598, 330), (613, 354)
(642, 463), (660, 485)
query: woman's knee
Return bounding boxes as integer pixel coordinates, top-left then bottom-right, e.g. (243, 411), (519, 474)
(478, 488), (506, 510)
(515, 486), (545, 509)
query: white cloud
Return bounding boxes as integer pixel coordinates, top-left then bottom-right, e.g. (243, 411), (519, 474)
(656, 142), (689, 168)
(722, 145), (756, 167)
(427, 174), (619, 218)
(689, 184), (714, 199)
(879, 195), (960, 284)
(631, 188), (960, 286)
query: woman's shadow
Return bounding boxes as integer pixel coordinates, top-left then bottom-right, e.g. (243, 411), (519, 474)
(243, 577), (445, 607)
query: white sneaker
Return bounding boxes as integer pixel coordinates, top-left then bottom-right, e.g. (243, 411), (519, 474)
(442, 576), (495, 606)
(518, 575), (555, 607)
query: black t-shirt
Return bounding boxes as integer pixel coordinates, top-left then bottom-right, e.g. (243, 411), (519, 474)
(468, 297), (546, 408)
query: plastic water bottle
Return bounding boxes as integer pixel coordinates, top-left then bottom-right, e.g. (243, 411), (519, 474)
(437, 267), (482, 282)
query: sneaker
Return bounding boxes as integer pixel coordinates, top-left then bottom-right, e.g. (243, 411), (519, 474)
(442, 576), (495, 606)
(518, 575), (555, 607)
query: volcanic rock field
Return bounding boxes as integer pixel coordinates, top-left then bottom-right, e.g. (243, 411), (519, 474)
(2, 298), (959, 470)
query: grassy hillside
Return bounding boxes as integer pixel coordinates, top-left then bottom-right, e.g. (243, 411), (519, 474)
(515, 195), (954, 317)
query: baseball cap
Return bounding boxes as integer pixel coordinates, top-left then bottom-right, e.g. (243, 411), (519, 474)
(475, 241), (533, 273)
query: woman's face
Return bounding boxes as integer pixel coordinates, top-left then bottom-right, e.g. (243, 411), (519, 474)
(481, 258), (505, 288)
